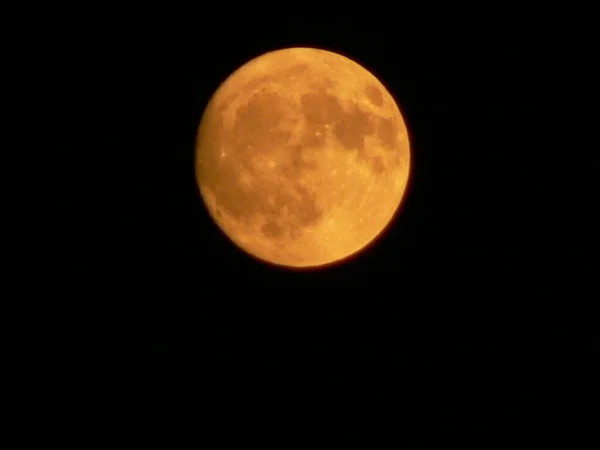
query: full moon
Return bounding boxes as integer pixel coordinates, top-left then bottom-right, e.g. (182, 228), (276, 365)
(195, 47), (411, 268)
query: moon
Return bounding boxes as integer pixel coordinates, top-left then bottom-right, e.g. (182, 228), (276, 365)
(195, 47), (411, 268)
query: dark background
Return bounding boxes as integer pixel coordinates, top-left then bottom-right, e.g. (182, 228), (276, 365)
(53, 9), (597, 443)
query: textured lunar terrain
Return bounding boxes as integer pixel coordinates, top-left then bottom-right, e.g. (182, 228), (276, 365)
(195, 47), (410, 267)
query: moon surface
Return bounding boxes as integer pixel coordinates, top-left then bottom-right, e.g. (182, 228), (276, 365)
(195, 47), (411, 268)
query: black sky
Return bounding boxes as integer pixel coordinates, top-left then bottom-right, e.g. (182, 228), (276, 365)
(54, 10), (597, 443)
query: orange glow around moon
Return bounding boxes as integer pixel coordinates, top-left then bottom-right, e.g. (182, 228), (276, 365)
(195, 47), (411, 268)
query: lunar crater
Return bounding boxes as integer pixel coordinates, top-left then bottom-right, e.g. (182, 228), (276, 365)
(365, 84), (384, 107)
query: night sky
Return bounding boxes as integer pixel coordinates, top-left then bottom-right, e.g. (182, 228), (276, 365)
(55, 10), (596, 444)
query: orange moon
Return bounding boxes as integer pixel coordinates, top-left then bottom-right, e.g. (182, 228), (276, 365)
(195, 47), (411, 268)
